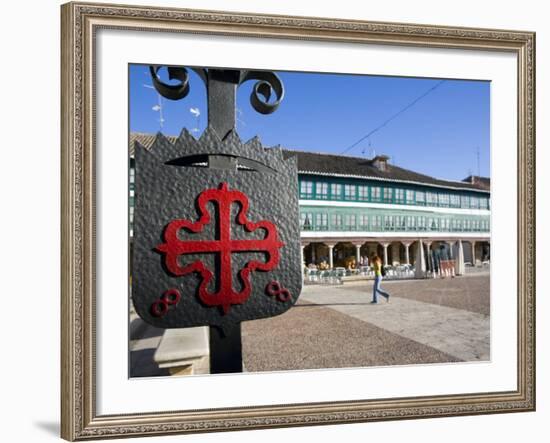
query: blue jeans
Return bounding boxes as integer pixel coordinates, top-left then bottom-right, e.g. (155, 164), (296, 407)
(372, 275), (390, 302)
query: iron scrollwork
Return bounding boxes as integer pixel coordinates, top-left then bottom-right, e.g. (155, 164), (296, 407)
(149, 65), (284, 117)
(239, 70), (284, 115)
(149, 66), (207, 101)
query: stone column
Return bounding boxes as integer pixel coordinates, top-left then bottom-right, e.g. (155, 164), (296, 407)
(300, 243), (306, 268)
(402, 241), (412, 265)
(382, 243), (390, 266)
(455, 240), (465, 276)
(311, 243), (317, 264)
(415, 239), (426, 278)
(425, 240), (435, 277)
(424, 241), (432, 259)
(327, 244), (335, 269)
(471, 240), (477, 265)
(355, 243), (362, 267)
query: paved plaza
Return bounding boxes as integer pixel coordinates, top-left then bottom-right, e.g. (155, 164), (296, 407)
(130, 273), (490, 376)
(242, 273), (490, 372)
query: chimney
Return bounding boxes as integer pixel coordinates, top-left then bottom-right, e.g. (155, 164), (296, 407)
(372, 155), (390, 172)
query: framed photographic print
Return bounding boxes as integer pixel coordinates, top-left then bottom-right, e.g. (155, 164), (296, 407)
(61, 1), (535, 440)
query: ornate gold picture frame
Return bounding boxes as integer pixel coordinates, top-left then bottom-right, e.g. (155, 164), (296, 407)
(61, 1), (535, 440)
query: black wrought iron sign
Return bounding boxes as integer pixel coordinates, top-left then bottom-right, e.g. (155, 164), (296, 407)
(132, 66), (302, 373)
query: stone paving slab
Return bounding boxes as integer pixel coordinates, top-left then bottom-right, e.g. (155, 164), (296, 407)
(242, 301), (460, 372)
(300, 284), (490, 362)
(339, 275), (490, 316)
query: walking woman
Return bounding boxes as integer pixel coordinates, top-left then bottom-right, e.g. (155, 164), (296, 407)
(371, 255), (391, 303)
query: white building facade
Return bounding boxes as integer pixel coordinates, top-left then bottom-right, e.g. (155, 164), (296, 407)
(290, 152), (490, 272)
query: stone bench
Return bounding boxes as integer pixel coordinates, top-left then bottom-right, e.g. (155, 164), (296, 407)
(153, 327), (210, 376)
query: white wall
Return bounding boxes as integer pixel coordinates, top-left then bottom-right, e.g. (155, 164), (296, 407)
(0, 0), (547, 442)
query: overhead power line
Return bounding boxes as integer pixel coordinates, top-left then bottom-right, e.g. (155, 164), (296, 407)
(340, 79), (446, 155)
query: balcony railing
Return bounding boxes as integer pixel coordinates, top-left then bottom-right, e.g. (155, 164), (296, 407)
(300, 223), (490, 233)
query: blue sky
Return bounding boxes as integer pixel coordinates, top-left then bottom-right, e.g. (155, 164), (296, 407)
(129, 65), (490, 181)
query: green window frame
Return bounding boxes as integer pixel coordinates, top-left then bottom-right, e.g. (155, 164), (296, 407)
(358, 185), (369, 201)
(330, 183), (342, 200)
(344, 214), (356, 230)
(439, 193), (450, 207)
(344, 184), (356, 200)
(450, 194), (460, 208)
(315, 213), (329, 230)
(316, 182), (328, 199)
(405, 189), (415, 205)
(394, 215), (404, 230)
(358, 214), (369, 230)
(300, 212), (313, 230)
(383, 215), (392, 230)
(416, 191), (425, 206)
(331, 213), (343, 230)
(300, 180), (314, 199)
(382, 187), (392, 203)
(395, 188), (405, 204)
(426, 191), (438, 206)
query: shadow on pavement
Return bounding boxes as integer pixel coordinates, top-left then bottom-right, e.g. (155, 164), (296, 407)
(130, 317), (165, 341)
(130, 348), (170, 378)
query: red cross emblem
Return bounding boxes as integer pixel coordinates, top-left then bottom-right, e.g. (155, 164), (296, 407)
(156, 182), (284, 314)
